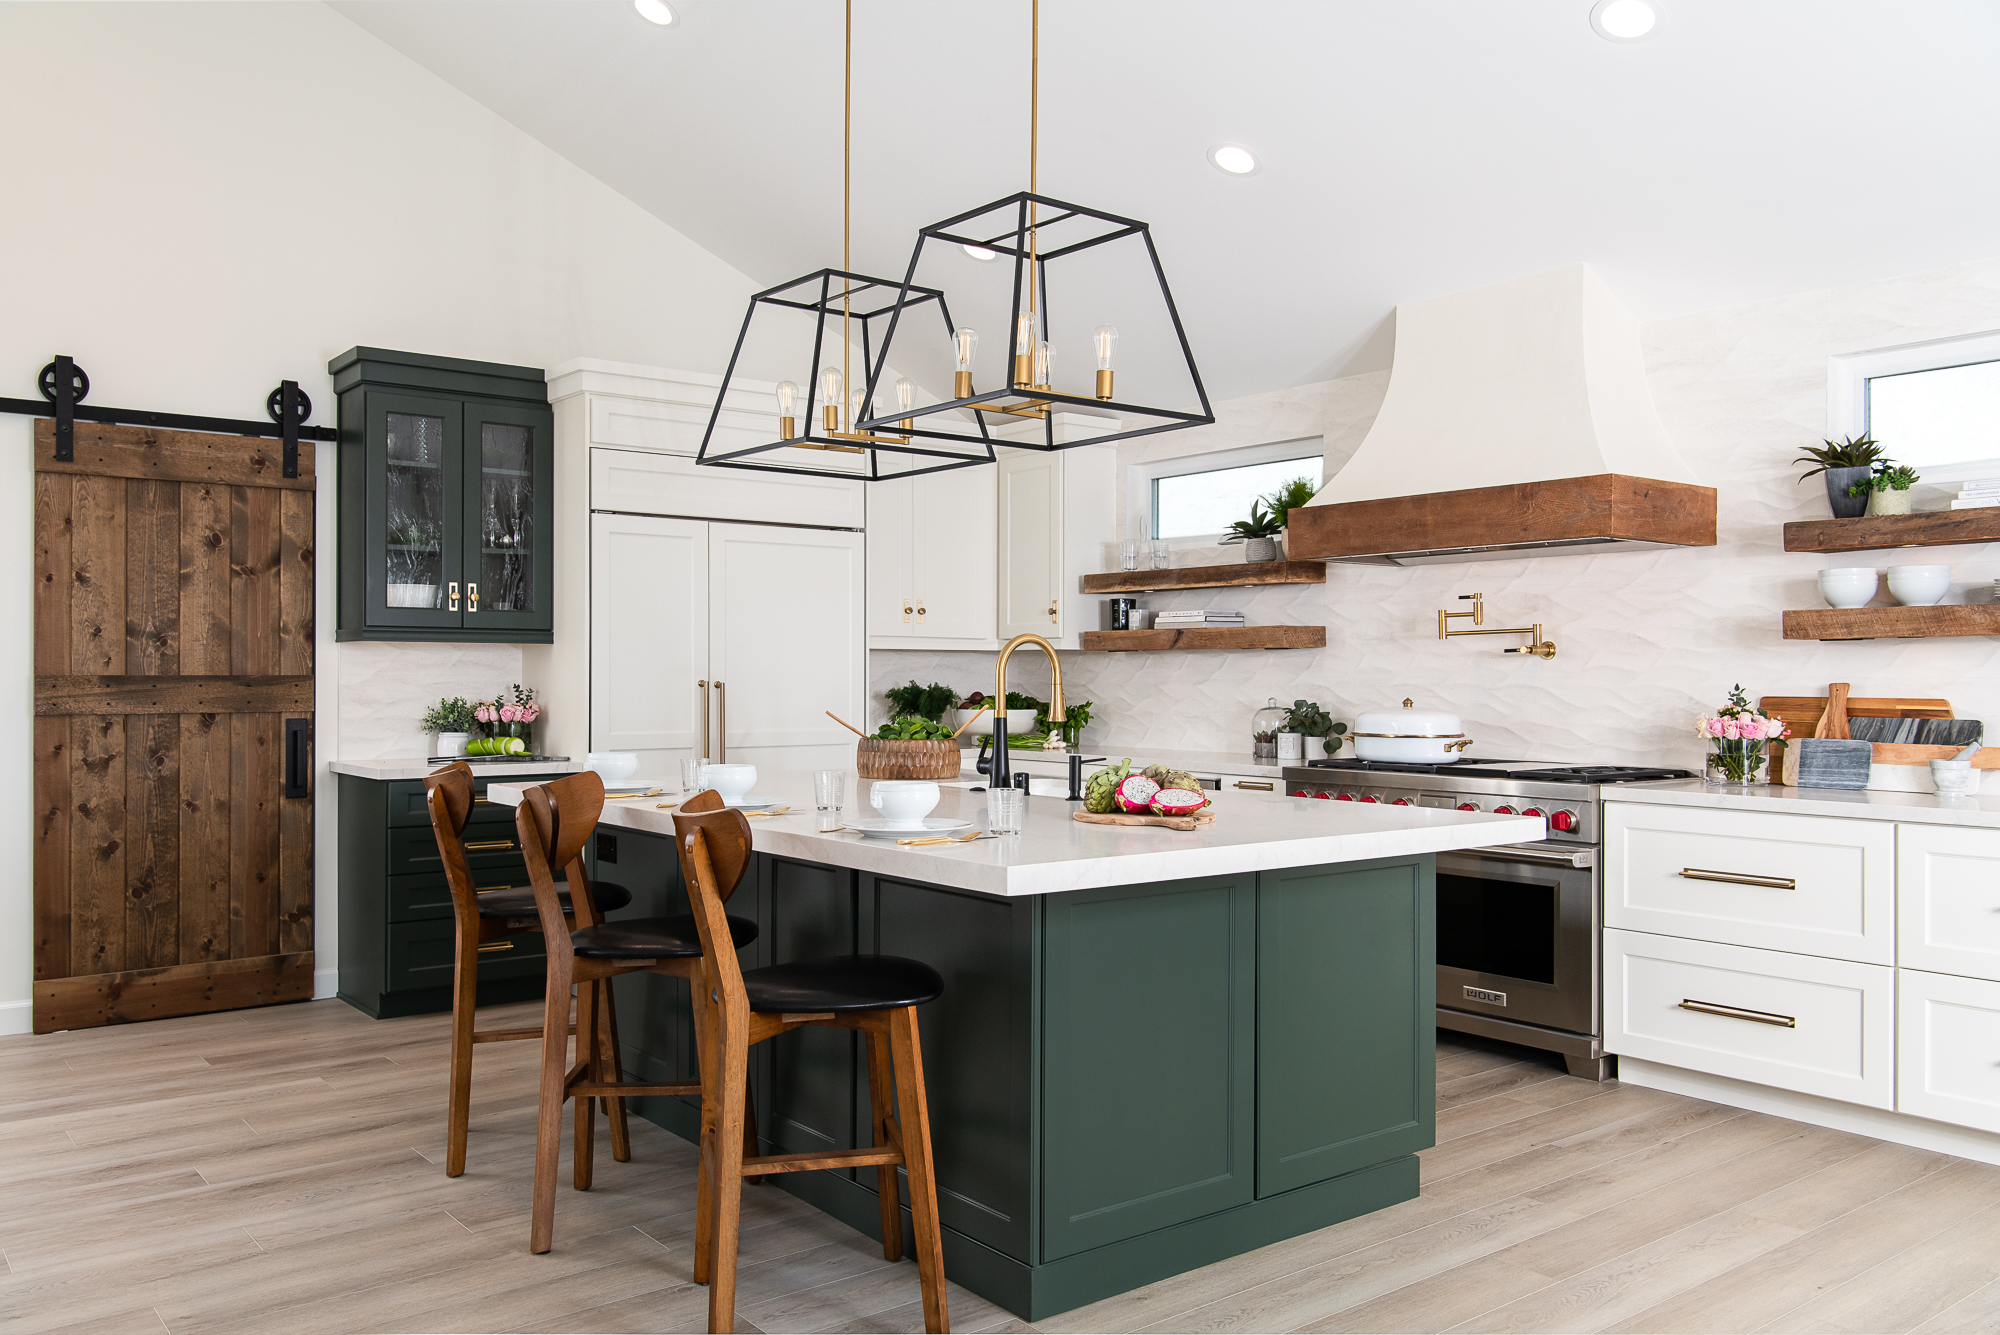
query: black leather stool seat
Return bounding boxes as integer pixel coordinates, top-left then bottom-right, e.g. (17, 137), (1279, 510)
(742, 955), (945, 1014)
(478, 878), (633, 921)
(571, 913), (759, 961)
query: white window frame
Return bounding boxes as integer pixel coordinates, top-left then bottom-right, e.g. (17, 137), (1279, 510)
(1829, 329), (2000, 484)
(1127, 436), (1325, 543)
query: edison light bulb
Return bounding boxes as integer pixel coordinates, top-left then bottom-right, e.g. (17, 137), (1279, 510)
(849, 389), (868, 432)
(1033, 339), (1056, 388)
(820, 367), (843, 433)
(1093, 325), (1119, 400)
(774, 380), (800, 438)
(893, 376), (915, 436)
(1014, 310), (1036, 386)
(952, 328), (978, 398)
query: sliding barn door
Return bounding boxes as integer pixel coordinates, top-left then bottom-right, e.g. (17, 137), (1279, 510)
(33, 421), (316, 1033)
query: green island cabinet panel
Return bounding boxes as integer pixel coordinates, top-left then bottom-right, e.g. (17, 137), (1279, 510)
(1256, 859), (1437, 1196)
(1041, 873), (1258, 1260)
(331, 346), (554, 644)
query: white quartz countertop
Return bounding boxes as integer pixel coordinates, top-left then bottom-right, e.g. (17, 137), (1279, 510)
(487, 769), (1543, 898)
(972, 747), (1287, 780)
(1603, 779), (2000, 829)
(329, 757), (587, 782)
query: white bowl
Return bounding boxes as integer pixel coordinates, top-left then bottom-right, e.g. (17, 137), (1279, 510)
(1817, 567), (1879, 610)
(870, 780), (941, 827)
(1887, 565), (1951, 607)
(699, 763), (757, 801)
(387, 583), (438, 609)
(585, 751), (640, 782)
(954, 708), (1039, 737)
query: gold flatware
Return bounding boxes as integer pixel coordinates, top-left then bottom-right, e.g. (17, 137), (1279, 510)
(897, 830), (990, 846)
(746, 806), (792, 817)
(608, 789), (664, 800)
(655, 800), (680, 809)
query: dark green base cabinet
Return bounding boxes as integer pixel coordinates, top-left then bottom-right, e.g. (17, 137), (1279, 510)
(611, 839), (1436, 1322)
(337, 772), (577, 1019)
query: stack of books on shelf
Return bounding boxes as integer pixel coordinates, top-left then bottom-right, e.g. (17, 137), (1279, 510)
(1154, 609), (1247, 627)
(1948, 480), (2000, 510)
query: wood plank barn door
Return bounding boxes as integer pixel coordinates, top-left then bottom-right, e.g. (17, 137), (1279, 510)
(33, 420), (316, 1033)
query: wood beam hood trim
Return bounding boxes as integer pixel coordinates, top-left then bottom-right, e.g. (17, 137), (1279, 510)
(1285, 474), (1717, 564)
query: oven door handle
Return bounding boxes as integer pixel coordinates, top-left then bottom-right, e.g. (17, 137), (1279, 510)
(1458, 844), (1595, 869)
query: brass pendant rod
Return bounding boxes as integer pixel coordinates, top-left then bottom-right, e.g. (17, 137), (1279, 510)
(842, 0), (852, 432)
(1028, 0), (1038, 322)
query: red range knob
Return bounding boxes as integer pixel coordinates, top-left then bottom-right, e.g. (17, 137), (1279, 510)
(1334, 793), (1354, 801)
(1359, 795), (1379, 803)
(1392, 797), (1412, 806)
(1289, 790), (1308, 798)
(1312, 791), (1333, 799)
(1549, 809), (1578, 832)
(1493, 804), (1518, 815)
(1457, 802), (1479, 811)
(1522, 807), (1545, 818)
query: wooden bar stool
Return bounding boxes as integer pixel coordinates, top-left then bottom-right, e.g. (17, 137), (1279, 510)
(674, 805), (951, 1334)
(516, 773), (760, 1255)
(426, 761), (639, 1178)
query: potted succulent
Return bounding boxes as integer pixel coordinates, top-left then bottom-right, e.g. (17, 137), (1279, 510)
(1283, 699), (1348, 761)
(1852, 462), (1922, 516)
(1221, 498), (1284, 563)
(1263, 476), (1319, 559)
(1795, 434), (1888, 519)
(419, 696), (479, 757)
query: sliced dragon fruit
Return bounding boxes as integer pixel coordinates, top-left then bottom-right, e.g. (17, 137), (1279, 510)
(1150, 787), (1211, 817)
(1114, 773), (1161, 813)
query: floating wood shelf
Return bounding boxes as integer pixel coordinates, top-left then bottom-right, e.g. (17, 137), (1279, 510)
(1783, 510), (2000, 553)
(1080, 626), (1327, 652)
(1079, 561), (1325, 595)
(1781, 605), (2000, 640)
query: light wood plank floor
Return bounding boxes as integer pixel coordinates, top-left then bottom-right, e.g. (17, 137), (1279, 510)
(5, 1000), (2000, 1334)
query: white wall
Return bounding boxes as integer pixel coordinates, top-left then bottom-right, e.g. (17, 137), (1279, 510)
(875, 256), (2000, 772)
(0, 2), (761, 1030)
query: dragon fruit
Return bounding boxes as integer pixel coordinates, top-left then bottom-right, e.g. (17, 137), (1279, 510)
(1084, 758), (1132, 814)
(1150, 788), (1212, 817)
(1114, 773), (1161, 813)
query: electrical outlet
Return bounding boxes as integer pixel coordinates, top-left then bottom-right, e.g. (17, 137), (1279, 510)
(596, 832), (618, 864)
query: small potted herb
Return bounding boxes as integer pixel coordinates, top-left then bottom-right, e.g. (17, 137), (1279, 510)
(1283, 699), (1348, 761)
(1263, 476), (1318, 558)
(1850, 462), (1922, 516)
(1795, 434), (1888, 519)
(1221, 499), (1284, 563)
(420, 696), (478, 757)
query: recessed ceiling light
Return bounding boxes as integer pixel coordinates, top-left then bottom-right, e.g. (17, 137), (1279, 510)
(634, 0), (676, 26)
(1209, 144), (1258, 176)
(962, 244), (998, 261)
(1590, 0), (1658, 41)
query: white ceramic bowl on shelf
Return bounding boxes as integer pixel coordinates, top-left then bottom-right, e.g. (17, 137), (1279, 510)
(1886, 564), (1951, 607)
(1817, 567), (1879, 610)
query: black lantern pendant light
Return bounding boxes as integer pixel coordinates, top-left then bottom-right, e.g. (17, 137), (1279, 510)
(697, 3), (994, 481)
(856, 0), (1214, 452)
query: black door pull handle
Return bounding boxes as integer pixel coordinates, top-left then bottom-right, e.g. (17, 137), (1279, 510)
(284, 717), (312, 798)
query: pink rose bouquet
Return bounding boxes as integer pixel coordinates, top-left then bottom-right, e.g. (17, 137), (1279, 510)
(1696, 684), (1787, 784)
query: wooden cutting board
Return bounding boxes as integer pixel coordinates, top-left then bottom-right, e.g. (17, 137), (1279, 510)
(1073, 811), (1217, 831)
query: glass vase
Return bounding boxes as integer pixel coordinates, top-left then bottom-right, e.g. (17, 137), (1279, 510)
(493, 720), (534, 751)
(1706, 737), (1769, 786)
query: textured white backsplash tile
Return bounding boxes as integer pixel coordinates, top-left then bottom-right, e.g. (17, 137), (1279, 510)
(875, 257), (2000, 773)
(336, 642), (524, 760)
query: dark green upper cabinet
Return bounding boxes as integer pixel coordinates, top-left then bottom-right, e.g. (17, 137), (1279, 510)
(332, 348), (554, 643)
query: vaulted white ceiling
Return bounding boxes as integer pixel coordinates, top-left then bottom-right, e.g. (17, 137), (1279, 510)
(334, 0), (2000, 401)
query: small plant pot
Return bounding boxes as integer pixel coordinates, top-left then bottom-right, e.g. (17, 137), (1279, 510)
(434, 731), (470, 758)
(1302, 735), (1329, 761)
(1243, 536), (1278, 562)
(1824, 466), (1872, 519)
(1867, 488), (1913, 516)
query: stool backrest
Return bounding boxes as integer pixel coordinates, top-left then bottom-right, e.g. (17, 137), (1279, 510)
(517, 772), (609, 968)
(672, 803), (755, 1014)
(424, 762), (480, 937)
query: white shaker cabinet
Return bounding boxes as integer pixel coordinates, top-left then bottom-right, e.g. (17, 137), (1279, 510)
(1897, 824), (2000, 983)
(995, 433), (1117, 649)
(1898, 969), (2000, 1135)
(867, 465), (998, 649)
(592, 513), (864, 776)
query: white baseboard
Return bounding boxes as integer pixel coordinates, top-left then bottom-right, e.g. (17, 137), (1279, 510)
(313, 967), (339, 1001)
(0, 999), (32, 1037)
(1618, 1056), (2000, 1168)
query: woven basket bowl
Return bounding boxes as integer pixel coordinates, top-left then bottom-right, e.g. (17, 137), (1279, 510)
(856, 738), (963, 781)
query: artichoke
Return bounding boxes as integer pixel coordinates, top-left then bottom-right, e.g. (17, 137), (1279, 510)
(1143, 764), (1201, 793)
(1084, 758), (1132, 814)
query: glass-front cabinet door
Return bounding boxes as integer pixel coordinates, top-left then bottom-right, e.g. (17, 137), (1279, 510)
(365, 392), (465, 632)
(461, 402), (553, 637)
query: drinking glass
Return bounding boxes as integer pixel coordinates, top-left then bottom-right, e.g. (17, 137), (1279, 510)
(988, 786), (1025, 835)
(813, 770), (847, 831)
(1149, 540), (1171, 569)
(1119, 538), (1141, 571)
(681, 757), (708, 794)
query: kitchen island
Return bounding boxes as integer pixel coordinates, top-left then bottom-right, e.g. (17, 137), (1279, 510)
(489, 773), (1540, 1320)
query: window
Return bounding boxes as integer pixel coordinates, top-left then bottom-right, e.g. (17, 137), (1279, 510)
(1830, 330), (2000, 480)
(1134, 439), (1325, 540)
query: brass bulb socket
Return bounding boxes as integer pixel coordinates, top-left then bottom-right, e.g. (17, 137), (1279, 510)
(778, 416), (796, 440)
(823, 404), (841, 432)
(1014, 352), (1031, 386)
(953, 370), (973, 399)
(1095, 369), (1113, 400)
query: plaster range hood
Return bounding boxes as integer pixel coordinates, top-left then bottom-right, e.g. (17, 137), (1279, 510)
(1286, 264), (1716, 566)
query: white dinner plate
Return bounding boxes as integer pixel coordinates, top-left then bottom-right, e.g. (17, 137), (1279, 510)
(725, 796), (784, 811)
(846, 817), (976, 839)
(603, 782), (657, 795)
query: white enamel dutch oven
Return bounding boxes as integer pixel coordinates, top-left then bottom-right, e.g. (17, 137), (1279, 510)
(1352, 698), (1473, 763)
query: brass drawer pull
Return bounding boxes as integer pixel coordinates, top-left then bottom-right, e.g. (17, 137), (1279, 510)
(474, 884), (513, 894)
(1680, 867), (1796, 891)
(1678, 998), (1796, 1028)
(1233, 781), (1274, 791)
(464, 839), (517, 852)
(472, 797), (493, 805)
(477, 941), (516, 954)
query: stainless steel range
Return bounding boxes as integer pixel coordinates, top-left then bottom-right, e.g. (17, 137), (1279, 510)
(1279, 757), (1693, 1080)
